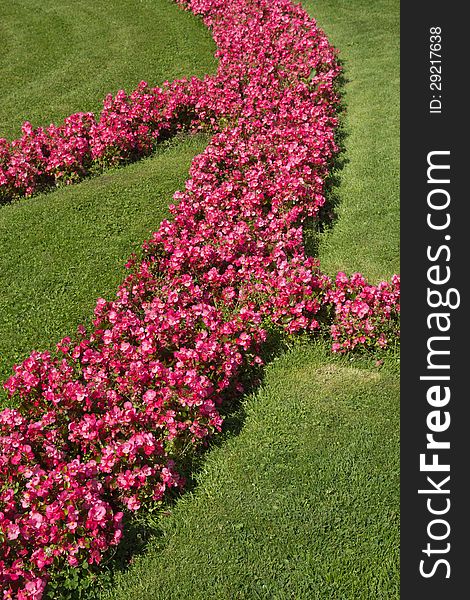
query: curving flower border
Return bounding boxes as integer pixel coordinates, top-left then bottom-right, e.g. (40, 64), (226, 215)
(0, 0), (400, 597)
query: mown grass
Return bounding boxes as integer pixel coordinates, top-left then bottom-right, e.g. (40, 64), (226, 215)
(310, 0), (400, 282)
(105, 345), (399, 600)
(0, 0), (216, 140)
(1, 0), (399, 597)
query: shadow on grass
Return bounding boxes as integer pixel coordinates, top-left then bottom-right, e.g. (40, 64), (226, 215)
(304, 62), (349, 258)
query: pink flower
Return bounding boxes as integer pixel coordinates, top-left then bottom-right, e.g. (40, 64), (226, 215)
(29, 512), (43, 529)
(7, 523), (20, 540)
(124, 496), (141, 511)
(87, 503), (107, 524)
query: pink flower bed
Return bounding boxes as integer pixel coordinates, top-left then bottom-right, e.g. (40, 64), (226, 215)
(0, 0), (400, 597)
(0, 79), (209, 202)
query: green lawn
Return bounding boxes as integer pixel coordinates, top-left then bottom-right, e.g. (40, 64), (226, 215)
(312, 0), (400, 282)
(0, 0), (216, 140)
(0, 0), (400, 598)
(105, 345), (399, 600)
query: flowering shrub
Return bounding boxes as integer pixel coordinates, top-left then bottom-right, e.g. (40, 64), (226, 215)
(0, 0), (400, 597)
(327, 272), (400, 353)
(0, 80), (206, 203)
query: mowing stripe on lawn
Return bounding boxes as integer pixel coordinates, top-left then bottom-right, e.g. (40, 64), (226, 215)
(0, 0), (216, 139)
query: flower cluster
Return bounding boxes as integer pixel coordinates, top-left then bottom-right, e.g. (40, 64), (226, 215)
(1, 0), (400, 597)
(0, 79), (209, 203)
(327, 272), (400, 353)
